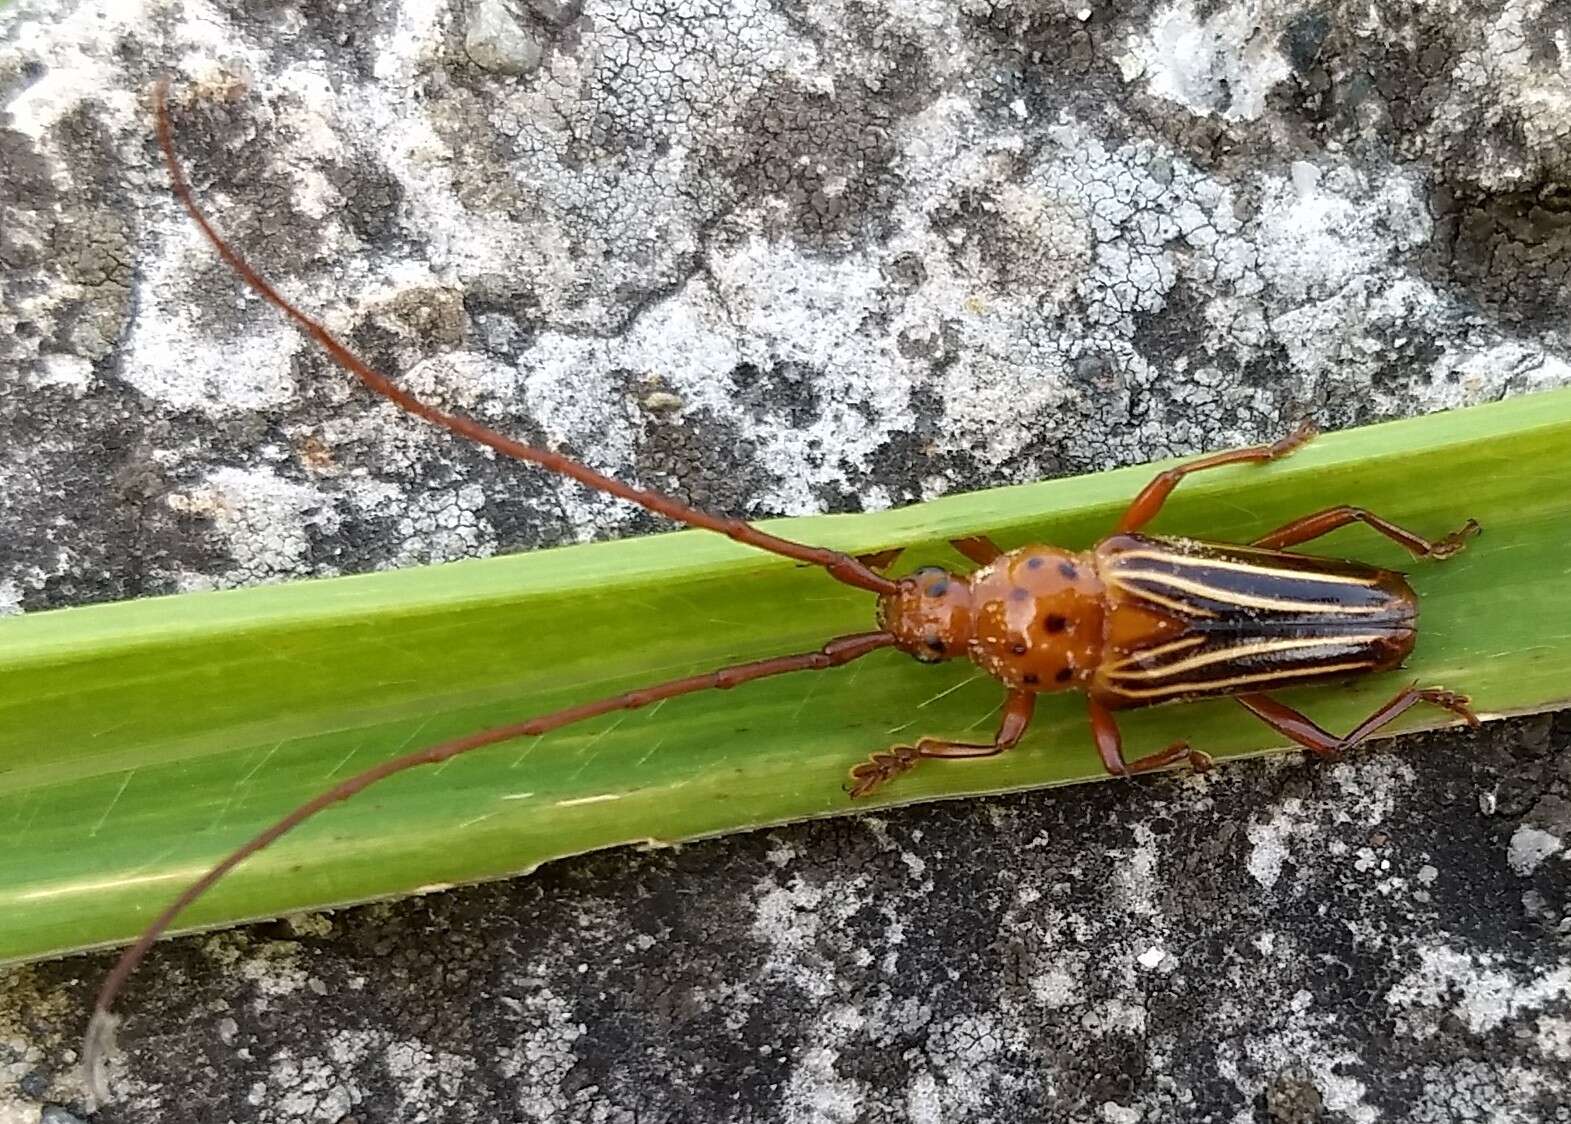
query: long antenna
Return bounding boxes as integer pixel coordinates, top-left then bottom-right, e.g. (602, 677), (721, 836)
(151, 80), (898, 597)
(84, 629), (896, 1101)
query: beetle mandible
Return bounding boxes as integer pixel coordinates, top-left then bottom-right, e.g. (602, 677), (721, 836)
(83, 82), (1482, 1099)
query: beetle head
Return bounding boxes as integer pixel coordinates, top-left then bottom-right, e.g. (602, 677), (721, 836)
(877, 567), (975, 664)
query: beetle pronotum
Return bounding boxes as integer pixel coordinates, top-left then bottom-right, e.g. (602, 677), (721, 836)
(83, 82), (1483, 1099)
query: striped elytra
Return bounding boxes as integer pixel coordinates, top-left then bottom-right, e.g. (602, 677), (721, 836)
(1092, 533), (1417, 708)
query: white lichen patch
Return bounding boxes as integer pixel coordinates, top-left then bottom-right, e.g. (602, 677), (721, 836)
(207, 935), (313, 1002)
(2, 0), (168, 140)
(1215, 1001), (1385, 1124)
(1387, 945), (1571, 1038)
(1082, 998), (1147, 1038)
(1030, 966), (1082, 1009)
(902, 1011), (1036, 1121)
(1111, 822), (1160, 917)
(1246, 797), (1307, 890)
(783, 1037), (865, 1124)
(164, 466), (338, 588)
(1246, 756), (1419, 891)
(1430, 0), (1571, 190)
(384, 1038), (476, 1116)
(751, 872), (867, 1000)
(1538, 1016), (1571, 1061)
(261, 1049), (358, 1121)
(495, 987), (589, 1120)
(1507, 825), (1564, 875)
(1253, 164), (1431, 304)
(121, 224), (307, 414)
(1130, 0), (1292, 121)
(382, 481), (497, 567)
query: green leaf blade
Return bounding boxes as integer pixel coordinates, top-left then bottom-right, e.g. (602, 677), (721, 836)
(3, 388), (1570, 963)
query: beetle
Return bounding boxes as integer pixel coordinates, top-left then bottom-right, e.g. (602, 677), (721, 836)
(82, 82), (1482, 1099)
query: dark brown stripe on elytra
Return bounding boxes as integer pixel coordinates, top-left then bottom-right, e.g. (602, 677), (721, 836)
(1100, 534), (1414, 626)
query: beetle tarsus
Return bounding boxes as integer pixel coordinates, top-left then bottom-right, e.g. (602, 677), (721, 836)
(1426, 519), (1482, 559)
(848, 745), (922, 798)
(1269, 417), (1318, 458)
(1416, 688), (1479, 727)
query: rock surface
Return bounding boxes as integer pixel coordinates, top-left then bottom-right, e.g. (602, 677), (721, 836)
(2, 0), (1569, 1121)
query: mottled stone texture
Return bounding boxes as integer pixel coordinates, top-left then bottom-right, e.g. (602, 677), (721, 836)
(1, 0), (1569, 1121)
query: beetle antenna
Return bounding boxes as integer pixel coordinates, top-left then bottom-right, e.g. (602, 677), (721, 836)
(150, 80), (896, 597)
(83, 628), (895, 1102)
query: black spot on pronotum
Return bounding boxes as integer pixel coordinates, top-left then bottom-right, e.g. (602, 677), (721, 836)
(1011, 587), (1030, 602)
(1045, 614), (1067, 632)
(1055, 667), (1073, 683)
(1011, 642), (1028, 656)
(1058, 561), (1077, 580)
(1027, 556), (1044, 570)
(1023, 673), (1040, 685)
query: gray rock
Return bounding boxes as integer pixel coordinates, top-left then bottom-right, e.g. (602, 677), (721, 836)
(465, 0), (544, 77)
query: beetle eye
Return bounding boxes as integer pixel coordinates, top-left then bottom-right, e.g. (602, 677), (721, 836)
(926, 637), (945, 654)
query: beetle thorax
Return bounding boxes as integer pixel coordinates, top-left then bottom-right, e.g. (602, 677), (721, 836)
(966, 547), (1106, 692)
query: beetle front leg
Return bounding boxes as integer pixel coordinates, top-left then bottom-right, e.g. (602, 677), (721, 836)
(1252, 507), (1480, 559)
(1235, 687), (1480, 758)
(1116, 420), (1316, 534)
(848, 690), (1035, 797)
(1088, 697), (1214, 776)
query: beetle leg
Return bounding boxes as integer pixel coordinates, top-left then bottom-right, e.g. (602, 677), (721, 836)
(848, 690), (1035, 797)
(949, 535), (1004, 567)
(1235, 687), (1480, 758)
(1116, 419), (1316, 534)
(1088, 697), (1214, 776)
(1252, 507), (1480, 559)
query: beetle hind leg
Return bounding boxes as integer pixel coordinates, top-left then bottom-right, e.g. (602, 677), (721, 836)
(1252, 507), (1481, 560)
(1120, 740), (1215, 775)
(1235, 686), (1480, 759)
(1088, 698), (1214, 777)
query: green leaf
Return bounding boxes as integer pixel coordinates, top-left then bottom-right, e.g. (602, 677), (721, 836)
(3, 388), (1569, 964)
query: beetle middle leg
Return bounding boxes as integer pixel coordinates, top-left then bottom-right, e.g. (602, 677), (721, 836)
(1235, 687), (1480, 759)
(848, 690), (1035, 797)
(1088, 697), (1215, 777)
(1117, 419), (1316, 533)
(1252, 506), (1480, 559)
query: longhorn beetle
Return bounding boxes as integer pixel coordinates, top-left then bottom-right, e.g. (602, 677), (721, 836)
(82, 81), (1484, 1099)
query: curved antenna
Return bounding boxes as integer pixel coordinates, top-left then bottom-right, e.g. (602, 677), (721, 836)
(84, 629), (896, 1101)
(150, 80), (897, 598)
